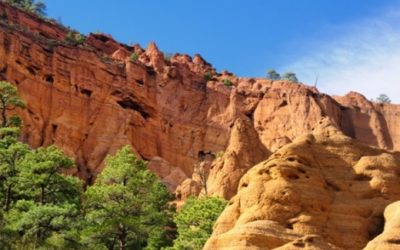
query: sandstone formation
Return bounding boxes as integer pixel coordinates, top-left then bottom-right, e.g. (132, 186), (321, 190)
(204, 118), (400, 249)
(147, 156), (187, 191)
(2, 3), (400, 249)
(364, 201), (400, 250)
(1, 2), (400, 195)
(333, 92), (400, 151)
(176, 118), (270, 200)
(207, 118), (270, 199)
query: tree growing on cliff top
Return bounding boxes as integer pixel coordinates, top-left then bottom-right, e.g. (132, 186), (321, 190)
(65, 31), (86, 45)
(130, 52), (139, 62)
(6, 0), (47, 16)
(168, 196), (226, 250)
(376, 94), (391, 104)
(266, 69), (281, 80)
(81, 146), (175, 250)
(281, 72), (299, 83)
(0, 81), (26, 128)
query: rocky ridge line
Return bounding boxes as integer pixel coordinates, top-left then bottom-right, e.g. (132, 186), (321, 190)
(0, 2), (399, 196)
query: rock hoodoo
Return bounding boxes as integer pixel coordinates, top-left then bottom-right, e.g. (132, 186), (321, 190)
(206, 117), (270, 199)
(204, 118), (400, 249)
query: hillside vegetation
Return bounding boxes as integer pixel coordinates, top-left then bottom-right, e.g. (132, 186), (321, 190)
(0, 81), (225, 250)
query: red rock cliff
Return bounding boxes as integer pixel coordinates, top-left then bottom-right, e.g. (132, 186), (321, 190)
(0, 2), (399, 189)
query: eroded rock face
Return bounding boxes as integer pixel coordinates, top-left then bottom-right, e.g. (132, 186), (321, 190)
(0, 2), (400, 192)
(206, 118), (270, 199)
(204, 119), (400, 250)
(176, 118), (270, 201)
(333, 92), (400, 150)
(0, 2), (222, 182)
(2, 5), (400, 248)
(364, 201), (400, 250)
(147, 156), (187, 191)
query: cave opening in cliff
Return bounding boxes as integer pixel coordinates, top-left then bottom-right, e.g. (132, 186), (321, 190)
(117, 98), (150, 119)
(45, 74), (54, 84)
(80, 88), (92, 97)
(279, 100), (288, 107)
(26, 66), (37, 75)
(135, 79), (144, 85)
(245, 110), (254, 120)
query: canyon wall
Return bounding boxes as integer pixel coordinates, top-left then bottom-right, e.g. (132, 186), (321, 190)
(1, 4), (400, 249)
(0, 2), (399, 192)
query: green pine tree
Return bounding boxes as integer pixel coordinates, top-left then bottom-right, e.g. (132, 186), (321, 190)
(7, 0), (47, 16)
(0, 81), (26, 128)
(81, 146), (175, 250)
(281, 72), (299, 83)
(3, 146), (82, 248)
(266, 69), (281, 80)
(168, 197), (226, 250)
(0, 135), (30, 211)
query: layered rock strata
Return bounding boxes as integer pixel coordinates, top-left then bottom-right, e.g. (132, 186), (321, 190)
(0, 3), (399, 191)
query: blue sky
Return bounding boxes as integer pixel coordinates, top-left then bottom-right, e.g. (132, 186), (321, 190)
(46, 0), (400, 103)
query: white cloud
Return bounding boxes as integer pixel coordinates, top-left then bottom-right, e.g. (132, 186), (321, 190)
(286, 9), (400, 104)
